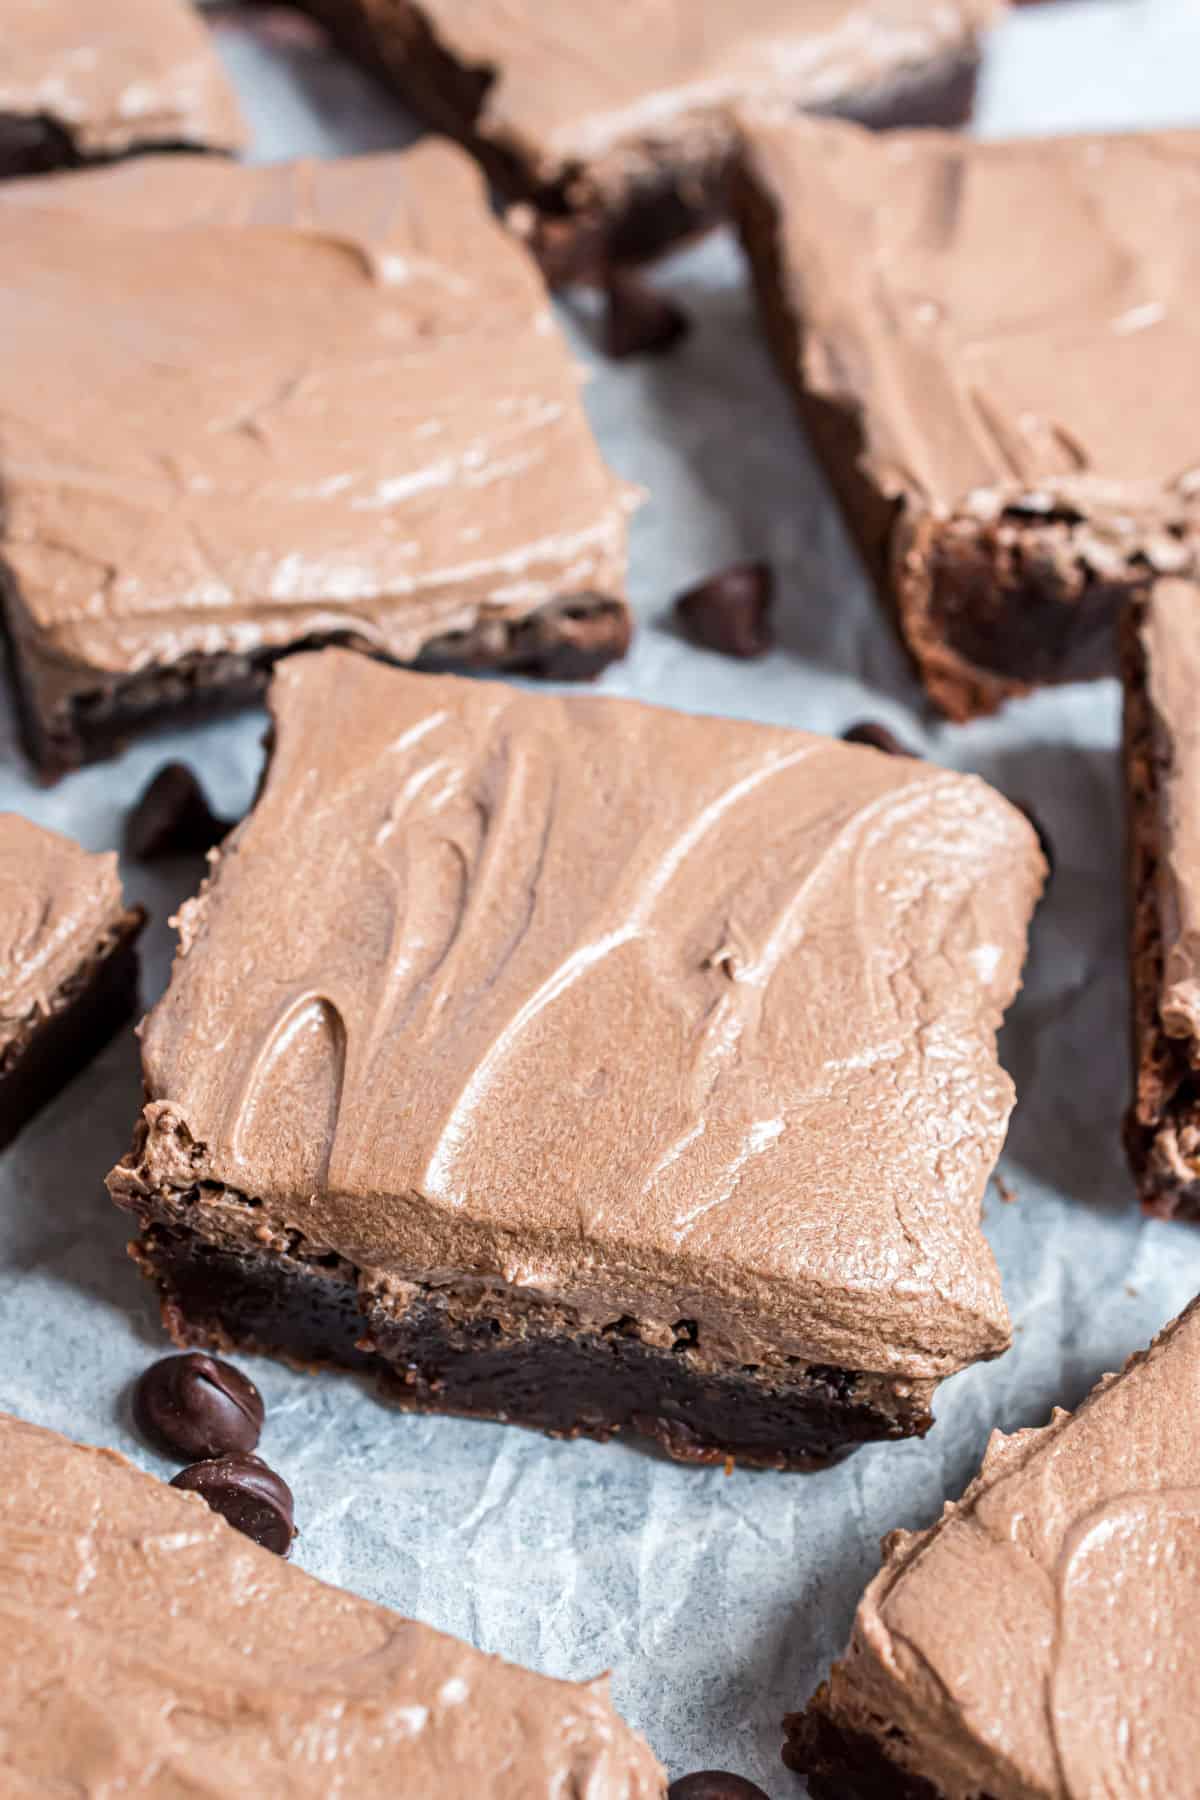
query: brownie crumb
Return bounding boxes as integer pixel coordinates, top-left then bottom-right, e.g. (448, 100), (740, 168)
(675, 563), (774, 658)
(603, 269), (691, 360)
(125, 763), (230, 862)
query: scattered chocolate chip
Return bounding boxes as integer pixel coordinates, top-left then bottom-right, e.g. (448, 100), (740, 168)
(133, 1352), (264, 1462)
(668, 1775), (770, 1800)
(841, 720), (918, 758)
(675, 563), (774, 659)
(603, 269), (690, 360)
(172, 1453), (295, 1556)
(125, 762), (230, 862)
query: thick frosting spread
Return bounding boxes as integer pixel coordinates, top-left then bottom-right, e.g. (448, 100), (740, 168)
(0, 147), (633, 720)
(1140, 579), (1200, 1044)
(0, 0), (244, 157)
(0, 1411), (665, 1797)
(371, 0), (997, 188)
(129, 650), (1043, 1381)
(817, 1297), (1200, 1798)
(0, 814), (127, 1042)
(737, 116), (1200, 534)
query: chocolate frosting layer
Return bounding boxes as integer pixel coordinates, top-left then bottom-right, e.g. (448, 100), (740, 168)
(814, 1296), (1200, 1798)
(0, 1410), (665, 1796)
(126, 650), (1043, 1381)
(0, 0), (245, 158)
(0, 147), (633, 721)
(0, 813), (128, 1044)
(736, 115), (1200, 541)
(363, 0), (997, 197)
(1139, 579), (1200, 1043)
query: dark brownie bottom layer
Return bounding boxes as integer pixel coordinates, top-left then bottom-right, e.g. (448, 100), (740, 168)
(0, 117), (227, 181)
(1121, 602), (1200, 1221)
(124, 1219), (932, 1471)
(783, 1699), (965, 1800)
(3, 592), (631, 777)
(290, 0), (979, 283)
(0, 915), (143, 1149)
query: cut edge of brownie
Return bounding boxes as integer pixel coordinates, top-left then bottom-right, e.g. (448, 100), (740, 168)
(732, 139), (1186, 723)
(0, 904), (144, 1149)
(294, 0), (982, 283)
(782, 1692), (961, 1800)
(2, 588), (632, 778)
(1121, 594), (1200, 1221)
(107, 1146), (937, 1473)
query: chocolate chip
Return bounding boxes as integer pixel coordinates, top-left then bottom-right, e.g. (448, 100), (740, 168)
(604, 269), (690, 360)
(133, 1352), (264, 1462)
(125, 762), (230, 861)
(668, 1775), (770, 1800)
(171, 1454), (296, 1556)
(675, 563), (774, 659)
(841, 720), (918, 758)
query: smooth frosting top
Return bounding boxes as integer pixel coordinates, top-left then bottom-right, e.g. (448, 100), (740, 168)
(134, 650), (1043, 1380)
(0, 0), (244, 155)
(1140, 579), (1200, 1043)
(0, 813), (126, 1039)
(823, 1297), (1200, 1798)
(0, 147), (631, 710)
(0, 1411), (665, 1797)
(389, 0), (997, 180)
(738, 116), (1200, 523)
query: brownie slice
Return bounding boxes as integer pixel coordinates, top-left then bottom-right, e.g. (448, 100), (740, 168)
(734, 117), (1200, 720)
(0, 1411), (665, 1796)
(1122, 576), (1200, 1220)
(0, 0), (244, 177)
(786, 1296), (1200, 1797)
(0, 815), (144, 1148)
(109, 650), (1044, 1471)
(0, 146), (635, 775)
(289, 0), (1001, 284)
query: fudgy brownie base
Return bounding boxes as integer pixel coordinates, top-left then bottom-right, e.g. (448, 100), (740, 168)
(1121, 600), (1200, 1221)
(3, 592), (631, 777)
(116, 1206), (934, 1472)
(783, 1697), (961, 1800)
(292, 0), (980, 284)
(734, 158), (1166, 722)
(0, 911), (143, 1149)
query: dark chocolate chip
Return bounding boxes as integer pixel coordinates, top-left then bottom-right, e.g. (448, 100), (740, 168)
(133, 1352), (264, 1462)
(668, 1775), (770, 1800)
(604, 269), (691, 360)
(675, 563), (774, 659)
(171, 1453), (295, 1556)
(125, 762), (230, 861)
(841, 720), (918, 758)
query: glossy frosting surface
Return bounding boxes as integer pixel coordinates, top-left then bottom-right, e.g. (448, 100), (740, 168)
(821, 1297), (1200, 1798)
(0, 0), (244, 155)
(134, 650), (1043, 1379)
(389, 0), (996, 177)
(1140, 579), (1200, 1043)
(0, 1411), (665, 1797)
(738, 116), (1200, 524)
(0, 147), (631, 713)
(0, 813), (126, 1039)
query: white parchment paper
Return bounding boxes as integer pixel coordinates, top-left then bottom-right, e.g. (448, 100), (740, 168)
(3, 4), (1200, 1789)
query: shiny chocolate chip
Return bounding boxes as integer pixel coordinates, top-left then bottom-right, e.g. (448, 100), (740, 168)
(841, 720), (917, 758)
(668, 1774), (771, 1800)
(604, 269), (690, 360)
(125, 762), (230, 861)
(134, 1353), (264, 1462)
(675, 562), (774, 659)
(172, 1454), (295, 1556)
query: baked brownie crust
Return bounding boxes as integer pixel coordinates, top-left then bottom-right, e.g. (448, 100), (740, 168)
(734, 118), (1200, 720)
(293, 0), (993, 283)
(1122, 579), (1200, 1219)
